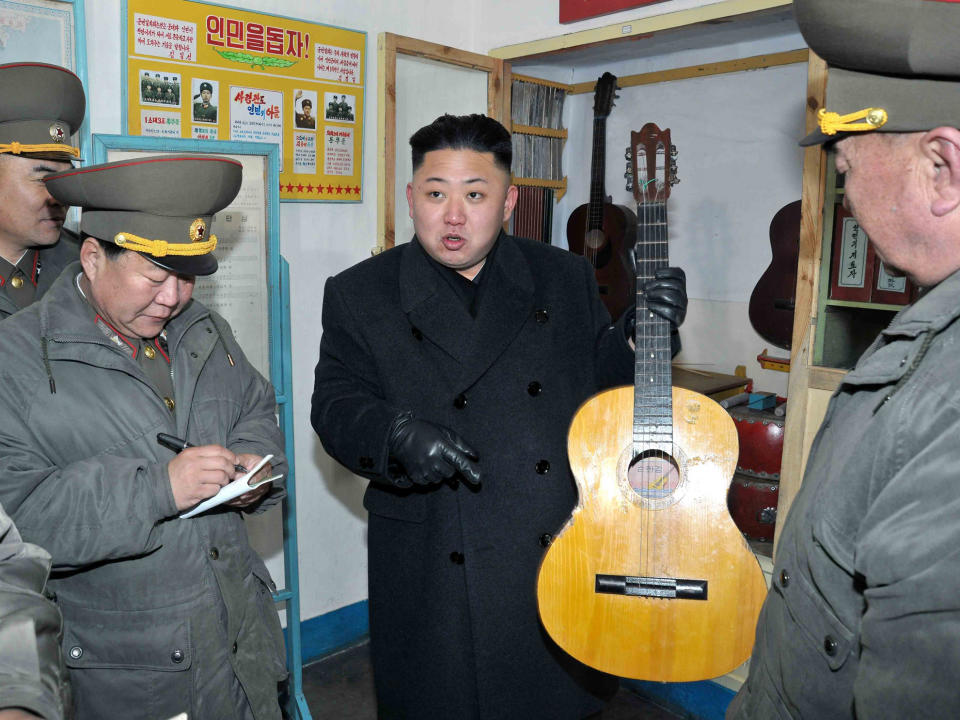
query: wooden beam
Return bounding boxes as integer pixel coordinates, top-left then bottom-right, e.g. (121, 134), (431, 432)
(568, 49), (808, 94)
(489, 0), (793, 60)
(377, 32), (397, 253)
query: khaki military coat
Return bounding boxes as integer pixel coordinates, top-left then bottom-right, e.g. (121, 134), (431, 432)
(0, 263), (287, 719)
(729, 269), (960, 719)
(0, 230), (79, 320)
(0, 504), (70, 719)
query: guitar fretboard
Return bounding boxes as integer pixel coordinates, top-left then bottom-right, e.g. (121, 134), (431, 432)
(633, 200), (672, 453)
(587, 116), (607, 232)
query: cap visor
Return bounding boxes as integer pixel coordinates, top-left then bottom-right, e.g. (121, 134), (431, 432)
(145, 251), (218, 277)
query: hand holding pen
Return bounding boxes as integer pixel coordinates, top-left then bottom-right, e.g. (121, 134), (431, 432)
(158, 433), (247, 472)
(159, 433), (248, 511)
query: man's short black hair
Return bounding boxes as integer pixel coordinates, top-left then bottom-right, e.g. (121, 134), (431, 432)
(410, 114), (512, 174)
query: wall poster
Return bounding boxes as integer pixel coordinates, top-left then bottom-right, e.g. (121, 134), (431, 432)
(122, 0), (365, 203)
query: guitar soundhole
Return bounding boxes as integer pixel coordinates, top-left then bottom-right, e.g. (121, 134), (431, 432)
(627, 450), (681, 501)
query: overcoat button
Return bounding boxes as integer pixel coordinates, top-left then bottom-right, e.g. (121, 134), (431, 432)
(539, 533), (552, 547)
(453, 394), (467, 409)
(144, 346), (156, 359)
(359, 456), (374, 469)
(411, 326), (423, 341)
(209, 547), (219, 560)
(527, 381), (542, 396)
(171, 649), (184, 663)
(823, 635), (838, 656)
(69, 646), (83, 660)
(10, 276), (23, 289)
(232, 642), (238, 654)
(164, 397), (175, 411)
(779, 569), (790, 587)
(449, 551), (465, 564)
(535, 309), (549, 324)
(535, 460), (550, 474)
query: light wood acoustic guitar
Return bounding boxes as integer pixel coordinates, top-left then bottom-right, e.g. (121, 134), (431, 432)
(537, 123), (767, 682)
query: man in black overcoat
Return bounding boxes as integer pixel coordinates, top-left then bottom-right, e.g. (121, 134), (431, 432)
(311, 113), (686, 719)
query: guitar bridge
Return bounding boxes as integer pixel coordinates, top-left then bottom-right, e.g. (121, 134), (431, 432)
(595, 574), (707, 600)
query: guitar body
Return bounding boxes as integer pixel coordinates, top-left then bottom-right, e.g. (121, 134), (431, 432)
(748, 199), (801, 350)
(567, 201), (638, 319)
(537, 385), (768, 681)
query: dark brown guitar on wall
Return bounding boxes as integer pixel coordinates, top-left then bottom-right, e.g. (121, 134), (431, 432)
(748, 200), (802, 350)
(566, 72), (637, 319)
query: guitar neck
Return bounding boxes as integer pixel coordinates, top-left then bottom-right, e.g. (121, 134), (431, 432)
(587, 116), (607, 231)
(634, 200), (672, 451)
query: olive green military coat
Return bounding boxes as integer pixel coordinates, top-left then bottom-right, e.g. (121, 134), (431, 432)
(0, 264), (287, 719)
(0, 230), (79, 320)
(0, 504), (70, 719)
(729, 269), (960, 719)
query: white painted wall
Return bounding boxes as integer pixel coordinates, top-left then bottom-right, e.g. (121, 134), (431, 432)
(81, 0), (807, 626)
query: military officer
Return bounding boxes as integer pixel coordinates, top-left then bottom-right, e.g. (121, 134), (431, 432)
(0, 62), (85, 319)
(193, 81), (218, 123)
(0, 155), (288, 719)
(295, 98), (315, 129)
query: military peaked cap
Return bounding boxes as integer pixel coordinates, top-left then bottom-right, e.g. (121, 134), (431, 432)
(0, 62), (85, 161)
(43, 155), (242, 276)
(797, 0), (960, 145)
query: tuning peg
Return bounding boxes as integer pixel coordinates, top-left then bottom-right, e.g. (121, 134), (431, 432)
(625, 177), (634, 191)
(670, 145), (678, 157)
(624, 147), (632, 160)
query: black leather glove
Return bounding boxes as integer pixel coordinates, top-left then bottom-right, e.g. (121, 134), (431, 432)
(386, 413), (481, 487)
(644, 266), (687, 328)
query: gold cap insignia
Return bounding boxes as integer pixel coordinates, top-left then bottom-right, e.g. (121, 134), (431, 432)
(49, 124), (65, 143)
(189, 218), (207, 242)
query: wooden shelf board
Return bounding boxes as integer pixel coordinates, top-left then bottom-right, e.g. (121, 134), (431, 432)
(825, 299), (905, 312)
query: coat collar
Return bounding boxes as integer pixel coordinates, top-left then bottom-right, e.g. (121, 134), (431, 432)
(399, 233), (535, 390)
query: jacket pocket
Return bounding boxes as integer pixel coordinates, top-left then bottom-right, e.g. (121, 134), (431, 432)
(61, 601), (192, 671)
(363, 483), (426, 523)
(60, 600), (193, 718)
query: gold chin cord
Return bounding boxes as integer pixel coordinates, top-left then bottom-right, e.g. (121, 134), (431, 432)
(113, 232), (218, 257)
(817, 107), (888, 136)
(0, 142), (81, 157)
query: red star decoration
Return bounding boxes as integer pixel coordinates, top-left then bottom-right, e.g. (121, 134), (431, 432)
(335, 185), (344, 194)
(306, 184), (314, 193)
(279, 181), (284, 192)
(345, 186), (353, 195)
(326, 184), (334, 194)
(285, 183), (294, 192)
(353, 186), (361, 194)
(296, 183), (305, 193)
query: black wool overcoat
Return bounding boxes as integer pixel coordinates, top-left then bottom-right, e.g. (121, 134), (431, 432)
(311, 234), (634, 719)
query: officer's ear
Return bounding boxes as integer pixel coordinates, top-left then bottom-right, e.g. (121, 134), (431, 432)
(925, 126), (960, 217)
(79, 236), (106, 281)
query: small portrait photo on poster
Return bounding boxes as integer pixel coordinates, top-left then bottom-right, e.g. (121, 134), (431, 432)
(324, 91), (355, 123)
(294, 89), (317, 130)
(192, 78), (219, 124)
(140, 69), (182, 107)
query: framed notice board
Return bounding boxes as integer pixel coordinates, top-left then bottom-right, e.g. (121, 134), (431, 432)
(92, 133), (312, 719)
(121, 0), (365, 203)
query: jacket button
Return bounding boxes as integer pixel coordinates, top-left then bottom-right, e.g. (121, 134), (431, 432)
(163, 397), (175, 411)
(449, 551), (465, 564)
(359, 456), (374, 469)
(69, 646), (83, 660)
(535, 309), (549, 324)
(453, 394), (467, 409)
(232, 642), (238, 654)
(209, 547), (219, 560)
(144, 346), (156, 360)
(527, 381), (542, 396)
(823, 635), (838, 656)
(539, 533), (552, 547)
(535, 460), (550, 474)
(411, 326), (423, 341)
(171, 649), (184, 664)
(779, 569), (790, 588)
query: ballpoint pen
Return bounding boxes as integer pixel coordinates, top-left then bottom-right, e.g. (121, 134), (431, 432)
(156, 432), (248, 473)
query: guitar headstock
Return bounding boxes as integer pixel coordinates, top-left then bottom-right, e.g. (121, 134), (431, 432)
(593, 72), (619, 119)
(628, 123), (678, 204)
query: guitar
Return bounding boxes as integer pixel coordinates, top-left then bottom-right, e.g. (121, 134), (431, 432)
(748, 200), (802, 350)
(537, 124), (767, 682)
(566, 72), (638, 319)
